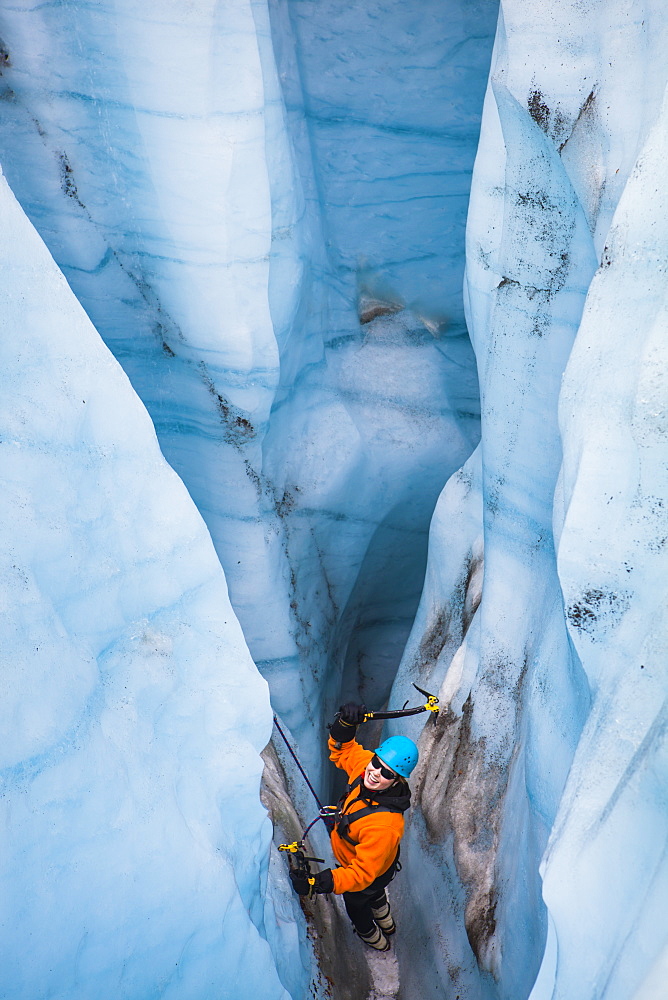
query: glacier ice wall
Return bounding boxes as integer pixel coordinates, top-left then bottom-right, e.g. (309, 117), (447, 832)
(0, 167), (295, 999)
(388, 3), (668, 1000)
(0, 0), (493, 788)
(2, 1), (665, 999)
(0, 1), (495, 996)
(537, 75), (668, 1000)
(260, 0), (493, 767)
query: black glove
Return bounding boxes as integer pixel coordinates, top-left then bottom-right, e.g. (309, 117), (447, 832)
(329, 702), (366, 743)
(289, 867), (334, 896)
(340, 703), (367, 725)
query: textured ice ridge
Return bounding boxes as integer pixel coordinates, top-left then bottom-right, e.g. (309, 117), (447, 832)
(0, 163), (297, 998)
(388, 4), (668, 1000)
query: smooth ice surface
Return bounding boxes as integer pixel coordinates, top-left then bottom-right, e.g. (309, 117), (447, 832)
(0, 167), (292, 999)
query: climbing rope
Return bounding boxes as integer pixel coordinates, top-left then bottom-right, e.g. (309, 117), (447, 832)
(272, 713), (324, 812)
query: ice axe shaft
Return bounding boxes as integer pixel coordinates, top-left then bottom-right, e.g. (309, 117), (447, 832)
(363, 683), (439, 721)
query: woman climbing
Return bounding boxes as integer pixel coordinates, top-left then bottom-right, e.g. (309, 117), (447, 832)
(289, 703), (419, 952)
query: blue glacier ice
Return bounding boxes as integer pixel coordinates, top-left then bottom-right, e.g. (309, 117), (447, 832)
(0, 0), (492, 996)
(0, 166), (295, 999)
(0, 0), (491, 793)
(388, 3), (668, 999)
(0, 0), (667, 999)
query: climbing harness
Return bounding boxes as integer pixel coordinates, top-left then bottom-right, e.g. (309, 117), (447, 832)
(331, 774), (406, 846)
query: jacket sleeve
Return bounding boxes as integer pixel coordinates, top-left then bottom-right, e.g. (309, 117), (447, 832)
(330, 816), (403, 894)
(328, 736), (373, 781)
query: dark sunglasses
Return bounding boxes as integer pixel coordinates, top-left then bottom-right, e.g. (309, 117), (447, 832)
(370, 755), (397, 781)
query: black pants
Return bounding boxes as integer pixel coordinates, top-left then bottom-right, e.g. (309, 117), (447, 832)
(342, 857), (399, 936)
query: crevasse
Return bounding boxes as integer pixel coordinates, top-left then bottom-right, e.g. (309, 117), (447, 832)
(0, 0), (492, 996)
(0, 2), (666, 999)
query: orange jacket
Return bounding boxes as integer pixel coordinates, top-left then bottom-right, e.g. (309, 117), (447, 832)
(328, 736), (407, 894)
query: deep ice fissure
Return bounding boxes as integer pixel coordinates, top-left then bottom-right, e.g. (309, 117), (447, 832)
(0, 0), (493, 791)
(0, 1), (498, 997)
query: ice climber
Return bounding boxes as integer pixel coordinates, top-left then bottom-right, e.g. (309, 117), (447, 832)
(289, 703), (419, 951)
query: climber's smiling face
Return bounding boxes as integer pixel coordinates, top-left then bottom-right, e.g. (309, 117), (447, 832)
(363, 754), (397, 792)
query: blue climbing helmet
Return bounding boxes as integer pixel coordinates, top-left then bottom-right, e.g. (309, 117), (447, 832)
(374, 735), (419, 780)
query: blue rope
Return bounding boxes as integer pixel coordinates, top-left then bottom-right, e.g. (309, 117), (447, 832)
(272, 714), (324, 812)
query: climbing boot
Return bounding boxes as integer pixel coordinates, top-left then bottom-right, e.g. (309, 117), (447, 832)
(371, 899), (396, 935)
(357, 925), (390, 952)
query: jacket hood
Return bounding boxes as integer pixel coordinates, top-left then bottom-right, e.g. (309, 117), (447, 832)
(360, 778), (411, 814)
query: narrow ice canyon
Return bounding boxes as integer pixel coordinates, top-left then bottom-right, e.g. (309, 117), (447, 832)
(0, 2), (665, 1000)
